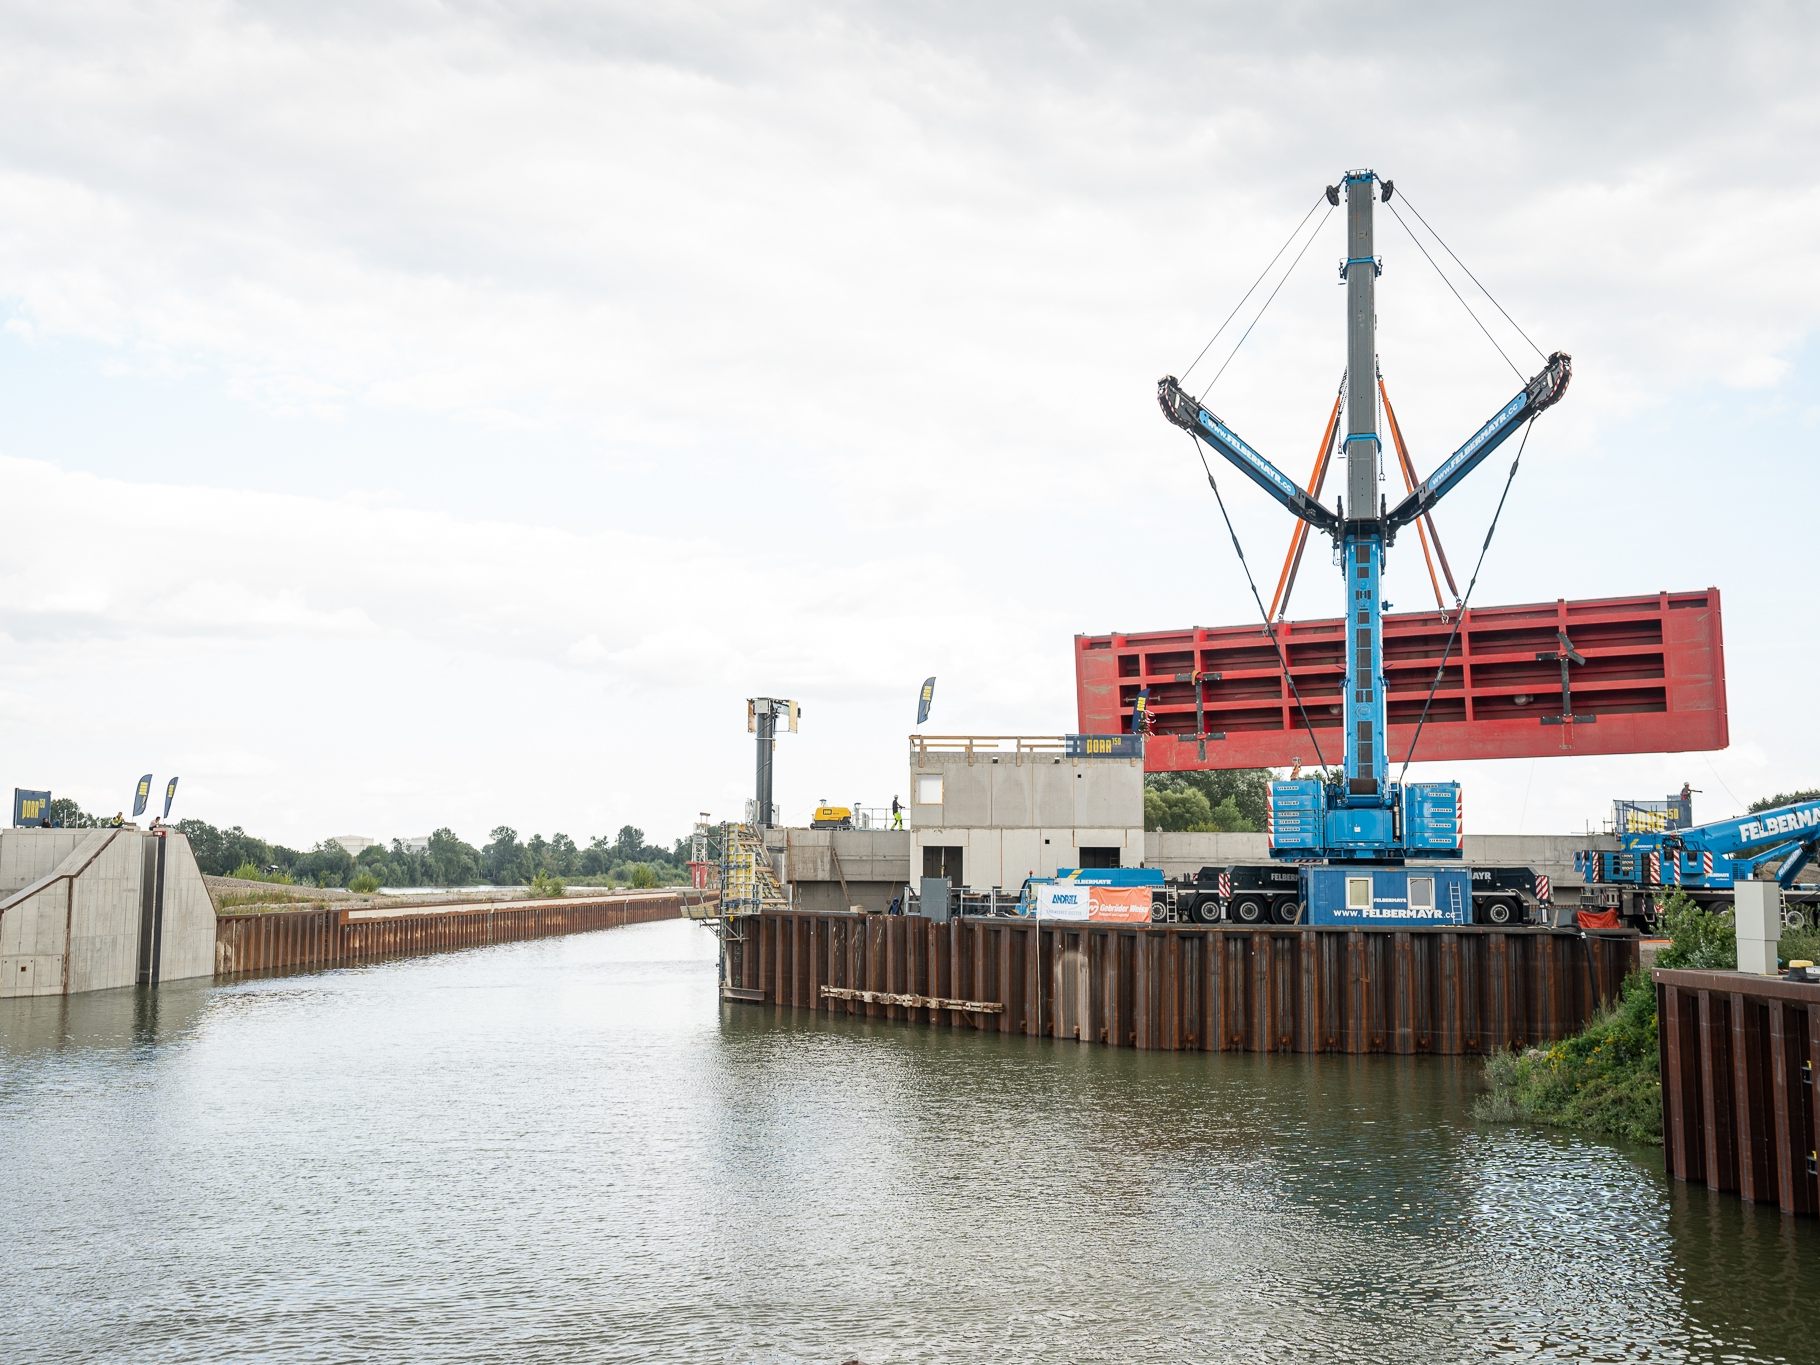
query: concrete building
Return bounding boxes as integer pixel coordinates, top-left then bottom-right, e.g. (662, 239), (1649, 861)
(909, 736), (1145, 892)
(0, 827), (216, 998)
(331, 835), (379, 857)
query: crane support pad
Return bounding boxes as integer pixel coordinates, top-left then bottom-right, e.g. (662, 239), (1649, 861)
(1075, 589), (1727, 771)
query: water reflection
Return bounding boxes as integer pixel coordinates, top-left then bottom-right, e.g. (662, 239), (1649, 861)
(2, 920), (1816, 1364)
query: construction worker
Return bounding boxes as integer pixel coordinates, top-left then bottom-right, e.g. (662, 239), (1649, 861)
(891, 795), (904, 830)
(109, 811), (124, 828)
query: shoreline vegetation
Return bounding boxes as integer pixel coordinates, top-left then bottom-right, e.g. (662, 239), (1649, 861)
(1475, 893), (1820, 1145)
(45, 798), (693, 895)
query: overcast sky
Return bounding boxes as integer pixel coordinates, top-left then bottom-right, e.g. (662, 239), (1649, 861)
(1, 1), (1816, 850)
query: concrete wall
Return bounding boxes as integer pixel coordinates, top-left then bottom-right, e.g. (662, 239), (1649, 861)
(908, 747), (1143, 829)
(0, 828), (217, 998)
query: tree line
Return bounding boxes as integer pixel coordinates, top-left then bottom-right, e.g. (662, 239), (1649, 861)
(45, 799), (693, 890)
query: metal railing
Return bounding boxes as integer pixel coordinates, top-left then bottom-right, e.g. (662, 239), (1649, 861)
(909, 735), (1071, 757)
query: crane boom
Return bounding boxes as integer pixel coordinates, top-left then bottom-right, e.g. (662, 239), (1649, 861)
(1385, 352), (1573, 534)
(1156, 377), (1341, 535)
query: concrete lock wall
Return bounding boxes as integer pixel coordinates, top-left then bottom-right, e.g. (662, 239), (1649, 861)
(0, 828), (217, 998)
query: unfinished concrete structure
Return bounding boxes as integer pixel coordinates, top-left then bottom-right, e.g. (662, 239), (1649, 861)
(0, 827), (216, 998)
(908, 736), (1145, 893)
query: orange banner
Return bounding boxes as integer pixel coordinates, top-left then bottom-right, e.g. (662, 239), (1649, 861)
(1088, 887), (1153, 923)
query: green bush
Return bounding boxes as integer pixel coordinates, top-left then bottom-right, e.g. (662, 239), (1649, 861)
(228, 861), (294, 885)
(1653, 891), (1736, 970)
(1473, 967), (1663, 1145)
(348, 871), (382, 894)
(1780, 921), (1820, 966)
(529, 870), (566, 898)
(630, 864), (659, 890)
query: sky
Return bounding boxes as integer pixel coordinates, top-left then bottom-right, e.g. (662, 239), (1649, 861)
(1, 0), (1816, 850)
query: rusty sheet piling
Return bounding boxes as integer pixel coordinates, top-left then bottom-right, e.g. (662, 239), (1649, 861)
(724, 912), (1636, 1056)
(215, 891), (694, 977)
(1657, 969), (1820, 1217)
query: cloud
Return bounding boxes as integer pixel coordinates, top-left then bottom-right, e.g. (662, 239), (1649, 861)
(0, 2), (1814, 843)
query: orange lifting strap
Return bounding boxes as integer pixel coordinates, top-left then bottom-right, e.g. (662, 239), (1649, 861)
(1266, 388), (1342, 621)
(1379, 375), (1461, 612)
(1267, 374), (1463, 621)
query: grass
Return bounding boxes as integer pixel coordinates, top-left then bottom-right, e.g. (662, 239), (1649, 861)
(213, 891), (330, 913)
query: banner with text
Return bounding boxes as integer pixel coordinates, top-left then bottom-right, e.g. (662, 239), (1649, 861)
(12, 789), (51, 827)
(1034, 883), (1152, 923)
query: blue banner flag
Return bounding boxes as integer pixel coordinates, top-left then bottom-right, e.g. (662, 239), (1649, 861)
(163, 776), (180, 819)
(13, 789), (52, 827)
(916, 677), (936, 726)
(133, 774), (153, 818)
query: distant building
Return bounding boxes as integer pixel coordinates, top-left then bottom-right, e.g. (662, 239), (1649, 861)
(330, 835), (379, 858)
(400, 836), (431, 856)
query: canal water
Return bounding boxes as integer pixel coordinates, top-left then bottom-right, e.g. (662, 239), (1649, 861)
(2, 919), (1816, 1364)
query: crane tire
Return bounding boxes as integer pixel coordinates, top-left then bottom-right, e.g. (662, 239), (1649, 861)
(1484, 900), (1515, 926)
(1191, 897), (1223, 925)
(1234, 897), (1265, 924)
(1270, 899), (1299, 925)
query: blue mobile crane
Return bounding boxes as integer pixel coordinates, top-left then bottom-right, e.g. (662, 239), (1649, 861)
(1576, 795), (1820, 926)
(1156, 170), (1572, 927)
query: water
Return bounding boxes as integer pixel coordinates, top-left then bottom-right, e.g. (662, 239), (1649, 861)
(2, 920), (1816, 1364)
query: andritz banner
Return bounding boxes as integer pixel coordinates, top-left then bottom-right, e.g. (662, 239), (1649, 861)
(915, 676), (936, 725)
(163, 776), (180, 819)
(13, 789), (51, 827)
(1034, 883), (1152, 923)
(133, 774), (153, 818)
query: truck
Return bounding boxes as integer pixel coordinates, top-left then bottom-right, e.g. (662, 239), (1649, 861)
(1576, 794), (1820, 928)
(1158, 860), (1549, 926)
(1155, 168), (1571, 928)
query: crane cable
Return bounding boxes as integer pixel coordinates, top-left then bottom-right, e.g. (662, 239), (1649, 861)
(1382, 197), (1524, 382)
(1201, 203), (1334, 400)
(1395, 189), (1548, 365)
(1179, 190), (1329, 387)
(1185, 433), (1331, 775)
(1396, 417), (1535, 781)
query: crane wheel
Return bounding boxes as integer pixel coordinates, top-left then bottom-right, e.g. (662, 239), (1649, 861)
(1191, 897), (1223, 925)
(1234, 897), (1265, 924)
(1271, 900), (1299, 925)
(1484, 900), (1515, 926)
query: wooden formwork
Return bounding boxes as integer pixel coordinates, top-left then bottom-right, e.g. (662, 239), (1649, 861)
(1657, 969), (1820, 1217)
(214, 892), (693, 976)
(725, 912), (1637, 1056)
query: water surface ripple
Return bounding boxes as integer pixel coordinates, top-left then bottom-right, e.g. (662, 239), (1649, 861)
(2, 920), (1815, 1363)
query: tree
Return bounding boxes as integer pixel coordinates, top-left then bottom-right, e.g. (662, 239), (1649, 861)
(549, 833), (579, 877)
(483, 826), (528, 885)
(425, 828), (481, 886)
(1749, 790), (1820, 814)
(1142, 771), (1272, 833)
(613, 825), (645, 863)
(1145, 786), (1213, 832)
(48, 797), (96, 829)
